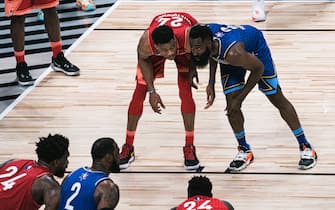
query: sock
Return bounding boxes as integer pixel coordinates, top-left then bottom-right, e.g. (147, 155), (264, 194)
(14, 50), (25, 63)
(234, 130), (251, 150)
(125, 129), (136, 146)
(253, 0), (264, 10)
(292, 128), (310, 148)
(185, 131), (194, 146)
(50, 41), (62, 58)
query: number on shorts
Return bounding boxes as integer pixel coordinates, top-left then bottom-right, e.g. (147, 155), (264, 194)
(183, 199), (213, 210)
(64, 182), (81, 210)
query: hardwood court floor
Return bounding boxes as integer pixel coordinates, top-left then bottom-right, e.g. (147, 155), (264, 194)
(1, 1), (335, 209)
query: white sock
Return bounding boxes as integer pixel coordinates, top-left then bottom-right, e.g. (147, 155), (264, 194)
(253, 0), (265, 11)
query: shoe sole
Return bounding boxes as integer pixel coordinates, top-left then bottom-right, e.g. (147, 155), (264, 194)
(298, 160), (317, 170)
(228, 156), (254, 171)
(18, 80), (35, 86)
(52, 64), (80, 76)
(120, 156), (135, 170)
(298, 154), (317, 170)
(252, 18), (266, 22)
(184, 162), (201, 170)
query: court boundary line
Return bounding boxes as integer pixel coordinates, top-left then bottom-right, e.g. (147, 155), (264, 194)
(63, 170), (335, 176)
(95, 28), (335, 31)
(0, 0), (121, 121)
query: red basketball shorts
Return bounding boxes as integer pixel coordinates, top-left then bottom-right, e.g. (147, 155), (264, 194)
(5, 0), (59, 17)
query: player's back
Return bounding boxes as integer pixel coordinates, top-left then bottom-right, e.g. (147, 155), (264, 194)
(176, 195), (229, 210)
(147, 12), (198, 55)
(207, 23), (265, 58)
(0, 159), (50, 210)
(58, 167), (109, 210)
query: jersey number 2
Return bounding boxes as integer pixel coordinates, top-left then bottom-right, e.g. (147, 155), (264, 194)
(64, 182), (81, 210)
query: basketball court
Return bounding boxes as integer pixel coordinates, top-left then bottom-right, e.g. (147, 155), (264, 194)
(1, 1), (335, 209)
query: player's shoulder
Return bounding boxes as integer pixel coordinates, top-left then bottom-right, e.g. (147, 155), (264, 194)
(138, 30), (152, 58)
(97, 178), (118, 190)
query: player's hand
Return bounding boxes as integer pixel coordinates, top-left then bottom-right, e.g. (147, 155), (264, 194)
(205, 84), (215, 109)
(188, 68), (199, 89)
(149, 92), (165, 114)
(225, 96), (242, 116)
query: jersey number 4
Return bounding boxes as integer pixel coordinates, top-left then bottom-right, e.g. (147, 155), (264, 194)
(0, 166), (27, 191)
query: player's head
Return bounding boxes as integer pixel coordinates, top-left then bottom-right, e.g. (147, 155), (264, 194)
(189, 24), (213, 68)
(35, 134), (69, 178)
(152, 25), (176, 60)
(187, 176), (213, 198)
(91, 137), (120, 173)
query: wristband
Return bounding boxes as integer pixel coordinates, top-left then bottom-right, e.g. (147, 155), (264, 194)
(208, 79), (215, 84)
(147, 89), (156, 94)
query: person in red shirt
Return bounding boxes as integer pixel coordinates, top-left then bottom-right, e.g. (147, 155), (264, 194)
(0, 134), (70, 210)
(172, 176), (234, 210)
(119, 12), (201, 170)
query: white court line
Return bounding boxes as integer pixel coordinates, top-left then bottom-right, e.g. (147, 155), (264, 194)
(0, 0), (121, 121)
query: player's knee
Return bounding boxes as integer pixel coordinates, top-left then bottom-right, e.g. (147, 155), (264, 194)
(128, 100), (144, 115)
(128, 84), (146, 115)
(179, 89), (195, 113)
(181, 99), (195, 113)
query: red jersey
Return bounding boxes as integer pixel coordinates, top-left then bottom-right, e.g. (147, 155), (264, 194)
(177, 195), (229, 210)
(0, 159), (51, 210)
(147, 12), (198, 56)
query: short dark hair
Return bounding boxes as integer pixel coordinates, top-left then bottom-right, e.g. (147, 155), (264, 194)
(91, 137), (118, 161)
(152, 25), (174, 45)
(35, 134), (69, 163)
(188, 176), (213, 197)
(189, 24), (213, 41)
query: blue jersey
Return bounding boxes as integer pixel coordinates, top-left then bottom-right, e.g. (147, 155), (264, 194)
(207, 23), (279, 95)
(58, 167), (109, 210)
(207, 23), (274, 75)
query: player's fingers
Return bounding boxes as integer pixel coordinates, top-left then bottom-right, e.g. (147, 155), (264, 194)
(159, 100), (166, 109)
(191, 82), (198, 89)
(195, 75), (199, 83)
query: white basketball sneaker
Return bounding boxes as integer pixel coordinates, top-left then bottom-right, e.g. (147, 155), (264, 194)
(252, 6), (266, 22)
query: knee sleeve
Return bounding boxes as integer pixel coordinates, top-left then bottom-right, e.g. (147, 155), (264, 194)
(128, 83), (147, 116)
(178, 73), (195, 114)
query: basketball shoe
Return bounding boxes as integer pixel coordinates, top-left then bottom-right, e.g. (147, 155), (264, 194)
(120, 144), (135, 169)
(252, 6), (266, 22)
(16, 62), (35, 86)
(183, 145), (200, 170)
(298, 144), (317, 170)
(229, 146), (254, 171)
(52, 52), (80, 76)
(37, 10), (44, 22)
(76, 0), (96, 11)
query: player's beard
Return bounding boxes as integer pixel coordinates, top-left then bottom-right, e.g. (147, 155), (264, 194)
(110, 162), (120, 173)
(191, 47), (211, 68)
(54, 168), (66, 178)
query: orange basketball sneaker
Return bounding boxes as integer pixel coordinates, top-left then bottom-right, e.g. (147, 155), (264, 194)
(298, 144), (317, 170)
(229, 146), (254, 171)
